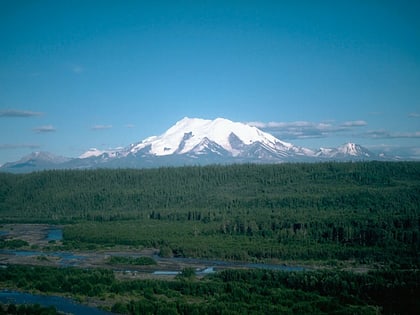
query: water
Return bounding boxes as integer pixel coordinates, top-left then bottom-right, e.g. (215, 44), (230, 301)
(2, 227), (306, 272)
(244, 262), (305, 271)
(0, 227), (62, 241)
(0, 250), (86, 266)
(155, 256), (306, 272)
(47, 229), (63, 241)
(1, 248), (305, 272)
(152, 266), (216, 276)
(201, 267), (215, 274)
(0, 250), (42, 257)
(153, 271), (180, 275)
(0, 290), (114, 315)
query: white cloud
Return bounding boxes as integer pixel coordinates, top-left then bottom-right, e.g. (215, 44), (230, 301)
(341, 120), (367, 127)
(409, 113), (420, 118)
(411, 147), (420, 156)
(0, 109), (42, 117)
(248, 120), (333, 130)
(33, 125), (56, 133)
(255, 121), (418, 140)
(91, 125), (113, 130)
(365, 144), (420, 159)
(0, 143), (40, 150)
(363, 130), (420, 139)
(246, 120), (365, 140)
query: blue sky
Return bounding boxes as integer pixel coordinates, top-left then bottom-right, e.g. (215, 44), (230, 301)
(1, 0), (419, 164)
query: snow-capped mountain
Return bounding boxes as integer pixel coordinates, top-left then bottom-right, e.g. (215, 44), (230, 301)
(79, 148), (108, 159)
(0, 117), (390, 173)
(315, 143), (374, 159)
(126, 117), (304, 159)
(79, 147), (125, 159)
(0, 151), (71, 172)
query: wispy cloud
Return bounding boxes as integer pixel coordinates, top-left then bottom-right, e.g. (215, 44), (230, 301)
(250, 119), (420, 141)
(0, 109), (42, 117)
(363, 130), (420, 139)
(125, 124), (135, 128)
(341, 120), (367, 127)
(72, 65), (84, 74)
(408, 113), (420, 118)
(247, 120), (367, 140)
(0, 143), (40, 150)
(365, 144), (420, 160)
(411, 147), (420, 157)
(91, 125), (113, 130)
(33, 125), (56, 133)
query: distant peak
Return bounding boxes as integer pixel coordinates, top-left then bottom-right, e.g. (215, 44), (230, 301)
(79, 148), (103, 159)
(213, 117), (231, 123)
(21, 151), (69, 163)
(342, 142), (358, 147)
(177, 116), (204, 123)
(30, 151), (55, 158)
(338, 142), (371, 157)
(176, 117), (232, 124)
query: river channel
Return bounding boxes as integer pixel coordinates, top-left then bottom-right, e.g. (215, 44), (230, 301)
(0, 290), (113, 315)
(1, 226), (306, 273)
(0, 249), (305, 273)
(0, 225), (306, 314)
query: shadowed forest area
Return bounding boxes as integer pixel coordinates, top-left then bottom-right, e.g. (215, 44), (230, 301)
(0, 162), (419, 314)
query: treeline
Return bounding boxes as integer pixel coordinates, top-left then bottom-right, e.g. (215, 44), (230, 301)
(1, 162), (419, 265)
(0, 239), (28, 249)
(0, 265), (114, 297)
(61, 219), (419, 266)
(0, 162), (419, 221)
(1, 265), (418, 314)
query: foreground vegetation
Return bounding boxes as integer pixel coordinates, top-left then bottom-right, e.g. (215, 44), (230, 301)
(0, 162), (419, 313)
(0, 303), (61, 315)
(1, 264), (418, 314)
(1, 162), (418, 266)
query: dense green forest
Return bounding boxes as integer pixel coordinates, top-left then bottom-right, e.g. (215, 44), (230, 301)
(1, 162), (419, 314)
(1, 162), (419, 266)
(0, 265), (418, 315)
(1, 162), (419, 222)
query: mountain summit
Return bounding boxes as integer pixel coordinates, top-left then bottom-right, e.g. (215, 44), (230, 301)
(0, 151), (70, 171)
(1, 117), (386, 173)
(127, 117), (298, 159)
(315, 143), (374, 159)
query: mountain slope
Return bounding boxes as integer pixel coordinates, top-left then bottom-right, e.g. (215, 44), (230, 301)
(315, 143), (375, 160)
(0, 117), (390, 173)
(0, 152), (71, 173)
(128, 117), (294, 156)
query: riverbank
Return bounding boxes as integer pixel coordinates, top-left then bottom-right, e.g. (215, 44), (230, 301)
(0, 222), (416, 314)
(1, 223), (379, 280)
(0, 290), (114, 315)
(2, 263), (417, 315)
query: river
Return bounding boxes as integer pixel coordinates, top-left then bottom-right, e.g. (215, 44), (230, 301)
(0, 227), (306, 313)
(0, 248), (306, 273)
(0, 291), (113, 315)
(1, 226), (306, 273)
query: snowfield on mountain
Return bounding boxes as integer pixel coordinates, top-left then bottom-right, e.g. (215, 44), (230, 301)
(0, 117), (396, 173)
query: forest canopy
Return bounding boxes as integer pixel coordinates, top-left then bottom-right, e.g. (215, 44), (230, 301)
(0, 162), (418, 265)
(0, 162), (419, 314)
(1, 162), (419, 221)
